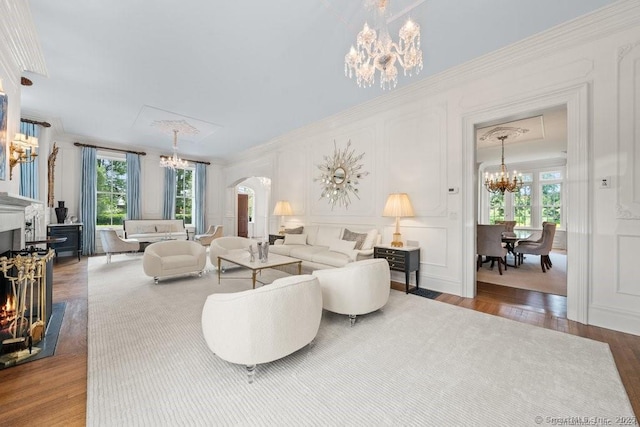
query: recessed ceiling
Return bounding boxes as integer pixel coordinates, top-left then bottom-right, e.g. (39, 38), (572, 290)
(20, 0), (615, 161)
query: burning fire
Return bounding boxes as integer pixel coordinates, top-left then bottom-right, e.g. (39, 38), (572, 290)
(3, 295), (16, 314)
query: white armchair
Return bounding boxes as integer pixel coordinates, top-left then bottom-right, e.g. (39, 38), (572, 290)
(99, 229), (140, 263)
(201, 274), (322, 383)
(143, 240), (206, 284)
(195, 225), (223, 246)
(312, 258), (390, 326)
(209, 236), (257, 270)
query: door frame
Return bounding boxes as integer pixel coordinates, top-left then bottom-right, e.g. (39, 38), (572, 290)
(461, 83), (590, 324)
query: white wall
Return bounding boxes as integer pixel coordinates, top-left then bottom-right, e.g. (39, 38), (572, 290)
(223, 1), (640, 336)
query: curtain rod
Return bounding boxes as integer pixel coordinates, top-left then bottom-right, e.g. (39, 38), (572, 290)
(159, 155), (211, 166)
(73, 142), (147, 156)
(21, 118), (51, 128)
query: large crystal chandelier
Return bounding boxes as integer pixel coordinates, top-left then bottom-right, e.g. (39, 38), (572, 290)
(160, 129), (189, 169)
(481, 127), (528, 194)
(344, 0), (423, 90)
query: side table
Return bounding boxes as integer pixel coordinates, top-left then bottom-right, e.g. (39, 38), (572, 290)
(268, 234), (285, 245)
(374, 245), (420, 294)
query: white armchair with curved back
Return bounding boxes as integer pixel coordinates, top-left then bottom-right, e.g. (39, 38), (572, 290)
(142, 240), (207, 284)
(312, 258), (390, 326)
(201, 274), (323, 383)
(99, 229), (140, 263)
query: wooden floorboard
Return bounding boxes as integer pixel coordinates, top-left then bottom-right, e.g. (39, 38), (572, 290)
(0, 262), (637, 426)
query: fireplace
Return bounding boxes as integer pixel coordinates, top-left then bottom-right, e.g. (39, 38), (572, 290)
(0, 193), (53, 365)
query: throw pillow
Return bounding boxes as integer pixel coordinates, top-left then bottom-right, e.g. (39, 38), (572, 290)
(136, 225), (156, 234)
(156, 225), (172, 233)
(284, 234), (307, 245)
(361, 229), (379, 250)
(283, 226), (304, 234)
(341, 228), (368, 250)
(328, 239), (357, 257)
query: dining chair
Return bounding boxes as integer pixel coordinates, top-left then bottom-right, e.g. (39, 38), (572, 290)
(477, 224), (508, 275)
(496, 220), (517, 238)
(514, 222), (557, 272)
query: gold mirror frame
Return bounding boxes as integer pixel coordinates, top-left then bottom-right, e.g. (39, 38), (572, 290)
(315, 140), (369, 209)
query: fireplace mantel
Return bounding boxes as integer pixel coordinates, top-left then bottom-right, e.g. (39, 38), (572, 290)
(0, 193), (41, 211)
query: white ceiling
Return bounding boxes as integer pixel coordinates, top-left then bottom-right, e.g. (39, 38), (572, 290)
(20, 0), (614, 161)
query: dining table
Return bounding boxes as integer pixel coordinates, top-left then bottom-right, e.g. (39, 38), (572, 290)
(502, 229), (532, 268)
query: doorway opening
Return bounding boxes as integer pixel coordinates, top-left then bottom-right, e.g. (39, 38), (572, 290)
(475, 106), (568, 302)
(230, 177), (271, 239)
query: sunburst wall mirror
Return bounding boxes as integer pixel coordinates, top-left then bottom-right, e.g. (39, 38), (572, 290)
(315, 140), (369, 209)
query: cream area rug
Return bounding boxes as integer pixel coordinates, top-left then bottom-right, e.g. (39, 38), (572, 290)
(87, 256), (632, 426)
(477, 251), (567, 296)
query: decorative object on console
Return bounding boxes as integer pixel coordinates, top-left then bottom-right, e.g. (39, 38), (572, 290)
(9, 132), (38, 180)
(481, 126), (528, 194)
(0, 92), (7, 181)
(382, 193), (414, 247)
(54, 201), (68, 224)
(154, 119), (199, 170)
(272, 201), (293, 234)
(315, 140), (369, 209)
(344, 0), (423, 90)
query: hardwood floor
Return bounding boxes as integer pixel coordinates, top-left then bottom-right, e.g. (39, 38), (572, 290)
(0, 261), (637, 426)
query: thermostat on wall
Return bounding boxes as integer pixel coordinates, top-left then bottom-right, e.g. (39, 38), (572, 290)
(448, 187), (459, 194)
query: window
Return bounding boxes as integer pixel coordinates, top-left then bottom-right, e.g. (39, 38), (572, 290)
(488, 192), (505, 224)
(97, 157), (127, 226)
(541, 171), (562, 226)
(175, 168), (194, 225)
(513, 173), (533, 227)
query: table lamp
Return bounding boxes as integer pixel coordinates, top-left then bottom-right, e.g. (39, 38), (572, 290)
(273, 200), (293, 234)
(382, 193), (415, 247)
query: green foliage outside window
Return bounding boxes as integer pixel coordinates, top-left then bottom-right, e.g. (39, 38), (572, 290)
(489, 192), (505, 224)
(513, 185), (532, 227)
(542, 183), (562, 226)
(175, 168), (194, 225)
(97, 158), (127, 225)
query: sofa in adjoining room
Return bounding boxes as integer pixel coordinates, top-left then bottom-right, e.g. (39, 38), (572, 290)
(269, 225), (379, 273)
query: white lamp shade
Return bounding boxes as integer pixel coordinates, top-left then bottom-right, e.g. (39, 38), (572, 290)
(382, 193), (415, 218)
(273, 200), (293, 216)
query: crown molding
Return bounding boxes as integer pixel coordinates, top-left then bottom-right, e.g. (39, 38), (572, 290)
(0, 0), (48, 76)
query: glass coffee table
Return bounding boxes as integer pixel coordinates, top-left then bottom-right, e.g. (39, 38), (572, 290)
(217, 253), (302, 289)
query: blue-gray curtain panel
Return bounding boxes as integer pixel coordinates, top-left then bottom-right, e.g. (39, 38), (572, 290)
(19, 122), (39, 199)
(194, 163), (206, 234)
(162, 167), (176, 220)
(126, 152), (141, 220)
(80, 146), (97, 255)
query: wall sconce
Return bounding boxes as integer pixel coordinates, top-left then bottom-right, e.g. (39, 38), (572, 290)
(382, 193), (415, 247)
(273, 200), (293, 234)
(9, 133), (38, 180)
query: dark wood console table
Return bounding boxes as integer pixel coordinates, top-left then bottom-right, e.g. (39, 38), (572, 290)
(47, 223), (83, 261)
(374, 245), (421, 294)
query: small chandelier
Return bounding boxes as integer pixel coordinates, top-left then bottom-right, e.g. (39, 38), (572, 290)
(484, 135), (523, 194)
(9, 133), (38, 180)
(160, 129), (189, 170)
(344, 0), (423, 90)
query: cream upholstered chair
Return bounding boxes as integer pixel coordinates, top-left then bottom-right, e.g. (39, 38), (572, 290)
(143, 240), (206, 284)
(201, 274), (322, 383)
(515, 222), (557, 272)
(99, 229), (140, 263)
(209, 236), (257, 271)
(496, 220), (516, 238)
(477, 224), (508, 275)
(194, 225), (223, 246)
(312, 258), (390, 326)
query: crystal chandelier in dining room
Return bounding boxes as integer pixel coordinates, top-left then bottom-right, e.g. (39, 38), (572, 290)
(159, 129), (189, 169)
(344, 0), (423, 90)
(482, 127), (528, 194)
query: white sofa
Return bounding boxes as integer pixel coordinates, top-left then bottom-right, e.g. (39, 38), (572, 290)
(209, 236), (257, 270)
(201, 274), (322, 383)
(269, 225), (379, 272)
(123, 219), (188, 242)
(143, 240), (206, 284)
(312, 259), (390, 326)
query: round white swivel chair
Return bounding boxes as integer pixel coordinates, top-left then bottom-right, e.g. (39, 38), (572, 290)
(143, 240), (206, 284)
(312, 258), (390, 326)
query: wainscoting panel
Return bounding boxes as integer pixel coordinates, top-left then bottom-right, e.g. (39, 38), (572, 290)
(616, 40), (640, 219)
(617, 234), (640, 297)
